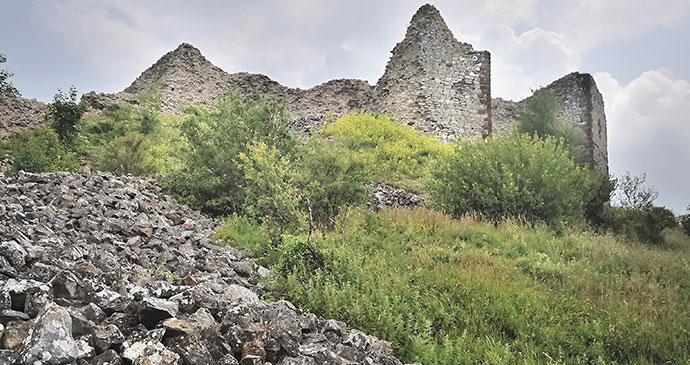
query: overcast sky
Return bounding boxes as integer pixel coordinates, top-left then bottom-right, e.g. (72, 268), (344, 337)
(1, 0), (688, 213)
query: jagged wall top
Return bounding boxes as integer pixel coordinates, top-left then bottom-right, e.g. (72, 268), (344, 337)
(375, 4), (492, 139)
(78, 4), (604, 171)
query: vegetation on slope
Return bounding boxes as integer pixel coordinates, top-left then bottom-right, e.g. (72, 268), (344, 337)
(3, 85), (689, 364)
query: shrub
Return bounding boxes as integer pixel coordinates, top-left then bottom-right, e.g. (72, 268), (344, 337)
(516, 90), (586, 163)
(6, 127), (78, 175)
(427, 133), (594, 229)
(137, 77), (162, 135)
(93, 133), (157, 176)
(47, 86), (87, 147)
(297, 139), (370, 228)
(163, 93), (297, 216)
(239, 141), (304, 238)
(611, 173), (675, 244)
(321, 112), (451, 189)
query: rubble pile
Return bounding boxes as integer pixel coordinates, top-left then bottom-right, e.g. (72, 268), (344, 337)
(0, 172), (405, 364)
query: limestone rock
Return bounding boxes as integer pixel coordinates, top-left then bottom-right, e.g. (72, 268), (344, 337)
(17, 302), (94, 364)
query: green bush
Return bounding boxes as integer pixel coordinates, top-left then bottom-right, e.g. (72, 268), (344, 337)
(427, 133), (595, 229)
(298, 139), (370, 228)
(321, 112), (451, 189)
(259, 208), (690, 364)
(516, 90), (586, 163)
(6, 127), (78, 175)
(137, 77), (162, 135)
(93, 133), (157, 176)
(47, 86), (87, 147)
(239, 141), (304, 238)
(163, 93), (297, 216)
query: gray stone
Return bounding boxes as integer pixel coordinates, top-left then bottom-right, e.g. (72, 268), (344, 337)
(92, 324), (125, 353)
(18, 302), (94, 364)
(139, 297), (178, 328)
(122, 338), (180, 365)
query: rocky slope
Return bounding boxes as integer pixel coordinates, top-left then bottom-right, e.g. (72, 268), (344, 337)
(0, 172), (406, 365)
(0, 96), (48, 142)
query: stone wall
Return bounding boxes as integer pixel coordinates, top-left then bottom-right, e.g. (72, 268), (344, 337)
(0, 96), (48, 141)
(1, 4), (608, 173)
(374, 5), (491, 141)
(492, 73), (609, 173)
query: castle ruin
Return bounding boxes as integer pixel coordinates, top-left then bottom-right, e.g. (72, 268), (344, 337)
(0, 4), (608, 173)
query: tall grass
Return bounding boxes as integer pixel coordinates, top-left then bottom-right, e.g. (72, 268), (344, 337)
(219, 208), (690, 364)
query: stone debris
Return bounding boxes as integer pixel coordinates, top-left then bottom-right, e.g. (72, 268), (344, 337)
(368, 183), (425, 211)
(0, 171), (406, 364)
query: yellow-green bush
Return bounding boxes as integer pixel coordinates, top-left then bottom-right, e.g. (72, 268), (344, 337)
(428, 133), (597, 229)
(321, 112), (451, 189)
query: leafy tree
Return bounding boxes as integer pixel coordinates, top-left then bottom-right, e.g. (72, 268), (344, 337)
(298, 139), (370, 228)
(47, 86), (87, 147)
(516, 90), (586, 163)
(616, 172), (658, 211)
(584, 172), (616, 229)
(613, 172), (676, 244)
(6, 127), (78, 175)
(427, 133), (595, 229)
(163, 93), (296, 216)
(0, 53), (20, 97)
(239, 141), (303, 238)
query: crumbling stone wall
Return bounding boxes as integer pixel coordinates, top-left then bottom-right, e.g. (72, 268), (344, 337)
(491, 73), (609, 173)
(2, 5), (607, 172)
(374, 5), (491, 140)
(0, 96), (48, 141)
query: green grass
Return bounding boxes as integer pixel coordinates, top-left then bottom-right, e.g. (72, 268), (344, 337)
(218, 208), (690, 364)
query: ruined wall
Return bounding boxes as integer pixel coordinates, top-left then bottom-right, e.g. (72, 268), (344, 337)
(0, 96), (48, 141)
(491, 73), (609, 173)
(374, 5), (491, 140)
(2, 5), (606, 172)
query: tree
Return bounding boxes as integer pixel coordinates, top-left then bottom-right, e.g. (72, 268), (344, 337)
(47, 86), (87, 147)
(516, 90), (586, 163)
(298, 139), (370, 228)
(0, 53), (20, 97)
(7, 127), (78, 175)
(163, 93), (297, 216)
(239, 141), (304, 238)
(616, 172), (658, 211)
(613, 172), (676, 244)
(427, 133), (595, 229)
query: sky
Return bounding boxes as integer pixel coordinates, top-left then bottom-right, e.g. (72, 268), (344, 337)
(1, 0), (689, 213)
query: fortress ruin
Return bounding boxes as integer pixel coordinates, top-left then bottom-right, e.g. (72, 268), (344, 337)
(0, 4), (608, 173)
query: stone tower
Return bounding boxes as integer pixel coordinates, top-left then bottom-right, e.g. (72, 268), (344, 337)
(374, 4), (491, 140)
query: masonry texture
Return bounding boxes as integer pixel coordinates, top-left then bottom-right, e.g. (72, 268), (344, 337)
(2, 4), (609, 172)
(492, 73), (609, 173)
(0, 96), (47, 141)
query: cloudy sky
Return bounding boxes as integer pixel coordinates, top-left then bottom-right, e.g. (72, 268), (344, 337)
(1, 0), (689, 213)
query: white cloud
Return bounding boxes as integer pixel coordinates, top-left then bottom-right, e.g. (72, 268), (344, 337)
(479, 25), (581, 100)
(595, 70), (690, 213)
(558, 0), (690, 51)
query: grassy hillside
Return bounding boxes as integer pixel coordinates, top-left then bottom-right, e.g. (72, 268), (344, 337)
(4, 93), (689, 364)
(218, 208), (690, 363)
